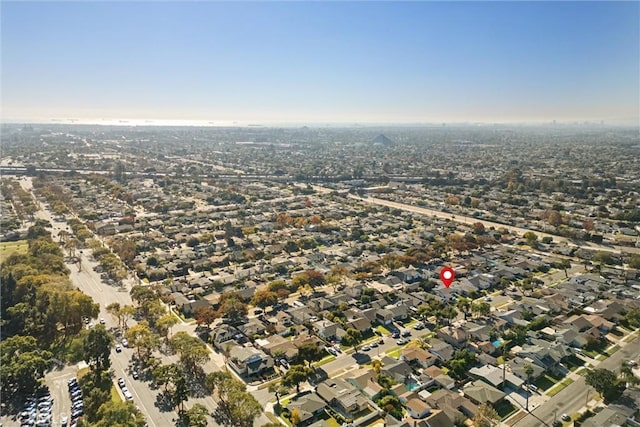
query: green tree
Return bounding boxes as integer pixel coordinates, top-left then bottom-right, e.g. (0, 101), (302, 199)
(620, 363), (639, 387)
(342, 328), (363, 353)
(169, 331), (210, 372)
(125, 321), (160, 360)
(0, 335), (52, 397)
(296, 341), (325, 368)
(218, 292), (248, 324)
(130, 285), (156, 306)
(84, 325), (113, 375)
(156, 313), (179, 345)
(206, 371), (262, 427)
(524, 364), (534, 411)
(95, 400), (146, 427)
(183, 403), (209, 427)
(523, 231), (538, 247)
(281, 365), (313, 394)
(585, 368), (625, 403)
(268, 381), (290, 407)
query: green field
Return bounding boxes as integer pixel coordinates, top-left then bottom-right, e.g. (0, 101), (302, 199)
(0, 239), (28, 263)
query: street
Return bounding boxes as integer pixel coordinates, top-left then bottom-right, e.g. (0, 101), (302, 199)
(514, 335), (640, 427)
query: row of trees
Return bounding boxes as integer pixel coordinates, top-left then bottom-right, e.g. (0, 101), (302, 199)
(1, 225), (101, 404)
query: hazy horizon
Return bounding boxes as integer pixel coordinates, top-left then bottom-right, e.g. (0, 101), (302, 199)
(2, 1), (639, 125)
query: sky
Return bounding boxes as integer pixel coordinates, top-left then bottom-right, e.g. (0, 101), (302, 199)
(1, 1), (639, 125)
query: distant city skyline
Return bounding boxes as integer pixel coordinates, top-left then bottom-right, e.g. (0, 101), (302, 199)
(2, 1), (639, 125)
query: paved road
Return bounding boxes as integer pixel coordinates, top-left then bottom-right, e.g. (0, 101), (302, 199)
(514, 335), (640, 427)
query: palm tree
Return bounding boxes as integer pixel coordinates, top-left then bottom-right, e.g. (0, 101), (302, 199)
(524, 364), (534, 411)
(621, 363), (639, 387)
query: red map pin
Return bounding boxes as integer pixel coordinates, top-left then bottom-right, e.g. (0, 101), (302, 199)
(440, 267), (455, 288)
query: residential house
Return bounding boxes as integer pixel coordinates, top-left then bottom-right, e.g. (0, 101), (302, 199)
(316, 378), (370, 419)
(425, 389), (477, 425)
(405, 398), (431, 419)
(429, 339), (455, 363)
(463, 381), (506, 405)
(423, 366), (455, 390)
(436, 326), (468, 349)
(401, 347), (438, 369)
(228, 345), (273, 377)
(286, 393), (327, 427)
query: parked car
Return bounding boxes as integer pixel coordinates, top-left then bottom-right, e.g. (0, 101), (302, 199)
(132, 370), (139, 380)
(561, 414), (570, 422)
(115, 344), (122, 353)
(60, 415), (68, 427)
(402, 330), (411, 337)
(118, 378), (126, 388)
(362, 345), (371, 351)
(121, 338), (129, 347)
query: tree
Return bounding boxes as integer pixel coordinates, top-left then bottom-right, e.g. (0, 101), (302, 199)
(125, 321), (160, 360)
(0, 335), (52, 397)
(206, 371), (262, 427)
(106, 302), (123, 329)
(281, 365), (313, 394)
(473, 403), (500, 427)
(169, 331), (210, 372)
(548, 211), (563, 227)
(523, 231), (538, 247)
(130, 285), (156, 306)
(296, 341), (326, 367)
(268, 381), (290, 407)
(218, 292), (248, 324)
(456, 297), (471, 320)
(251, 290), (278, 309)
(194, 306), (218, 329)
(585, 368), (625, 403)
(183, 403), (209, 427)
(95, 400), (146, 427)
(342, 328), (363, 353)
(84, 325), (113, 375)
(524, 364), (534, 411)
(620, 363), (639, 387)
(156, 314), (179, 345)
(472, 222), (486, 235)
(557, 259), (571, 278)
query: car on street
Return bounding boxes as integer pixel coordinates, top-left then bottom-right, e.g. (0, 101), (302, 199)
(115, 344), (122, 352)
(378, 338), (385, 345)
(99, 318), (105, 324)
(362, 345), (371, 351)
(121, 338), (129, 347)
(118, 378), (126, 388)
(396, 338), (409, 345)
(61, 415), (68, 426)
(391, 331), (400, 339)
(561, 414), (570, 422)
(132, 370), (139, 380)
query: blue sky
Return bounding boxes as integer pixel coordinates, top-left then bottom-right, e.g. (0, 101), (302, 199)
(2, 1), (638, 124)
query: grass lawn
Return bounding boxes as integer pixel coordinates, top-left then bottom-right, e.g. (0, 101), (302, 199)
(575, 367), (587, 376)
(0, 239), (28, 263)
(533, 375), (558, 391)
(375, 325), (392, 335)
(582, 349), (600, 359)
(314, 355), (336, 367)
(546, 378), (574, 397)
(111, 385), (122, 402)
(495, 400), (517, 419)
(605, 345), (620, 356)
(385, 346), (403, 358)
(564, 355), (584, 371)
